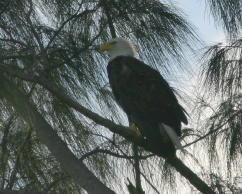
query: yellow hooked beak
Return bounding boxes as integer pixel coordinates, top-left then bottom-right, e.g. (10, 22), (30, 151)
(99, 43), (113, 53)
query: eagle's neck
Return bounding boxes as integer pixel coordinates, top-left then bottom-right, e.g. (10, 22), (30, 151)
(109, 47), (135, 61)
(110, 53), (133, 61)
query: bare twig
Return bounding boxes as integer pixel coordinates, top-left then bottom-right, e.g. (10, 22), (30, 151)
(7, 129), (32, 189)
(46, 8), (97, 50)
(0, 115), (15, 189)
(80, 147), (153, 161)
(0, 190), (45, 194)
(0, 38), (28, 48)
(183, 110), (241, 148)
(25, 0), (44, 51)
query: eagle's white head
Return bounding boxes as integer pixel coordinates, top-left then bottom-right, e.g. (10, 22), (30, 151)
(99, 38), (136, 60)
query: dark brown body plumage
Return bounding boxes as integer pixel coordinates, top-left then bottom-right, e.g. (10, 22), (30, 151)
(107, 56), (188, 157)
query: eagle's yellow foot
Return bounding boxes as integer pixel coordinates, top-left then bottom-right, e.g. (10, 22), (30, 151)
(128, 123), (141, 136)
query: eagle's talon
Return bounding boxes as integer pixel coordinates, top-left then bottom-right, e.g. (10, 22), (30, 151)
(128, 123), (141, 136)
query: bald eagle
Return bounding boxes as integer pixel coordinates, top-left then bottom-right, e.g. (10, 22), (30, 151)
(100, 38), (188, 158)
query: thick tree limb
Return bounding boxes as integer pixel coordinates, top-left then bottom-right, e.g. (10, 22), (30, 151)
(37, 77), (216, 194)
(79, 147), (153, 161)
(167, 156), (215, 194)
(0, 74), (115, 194)
(0, 67), (216, 194)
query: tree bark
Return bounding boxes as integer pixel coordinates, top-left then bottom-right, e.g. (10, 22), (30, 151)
(0, 74), (115, 194)
(167, 156), (215, 194)
(101, 0), (117, 38)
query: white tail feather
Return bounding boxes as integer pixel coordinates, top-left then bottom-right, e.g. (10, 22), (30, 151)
(159, 123), (183, 150)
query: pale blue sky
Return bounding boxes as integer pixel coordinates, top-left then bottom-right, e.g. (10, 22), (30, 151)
(176, 0), (225, 43)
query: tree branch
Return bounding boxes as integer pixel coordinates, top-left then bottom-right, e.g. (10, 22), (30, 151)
(7, 129), (32, 189)
(37, 77), (215, 194)
(0, 74), (115, 194)
(184, 110), (241, 148)
(46, 8), (97, 50)
(0, 115), (14, 189)
(133, 144), (144, 193)
(0, 190), (44, 194)
(0, 67), (216, 193)
(80, 147), (153, 161)
(167, 157), (215, 194)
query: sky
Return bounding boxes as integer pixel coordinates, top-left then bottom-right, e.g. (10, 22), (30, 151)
(162, 1), (226, 131)
(176, 0), (225, 43)
(153, 4), (226, 194)
(165, 0), (226, 96)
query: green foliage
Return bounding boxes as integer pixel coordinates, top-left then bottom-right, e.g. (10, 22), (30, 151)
(0, 114), (84, 193)
(202, 39), (242, 97)
(206, 94), (242, 160)
(201, 37), (241, 169)
(205, 0), (242, 37)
